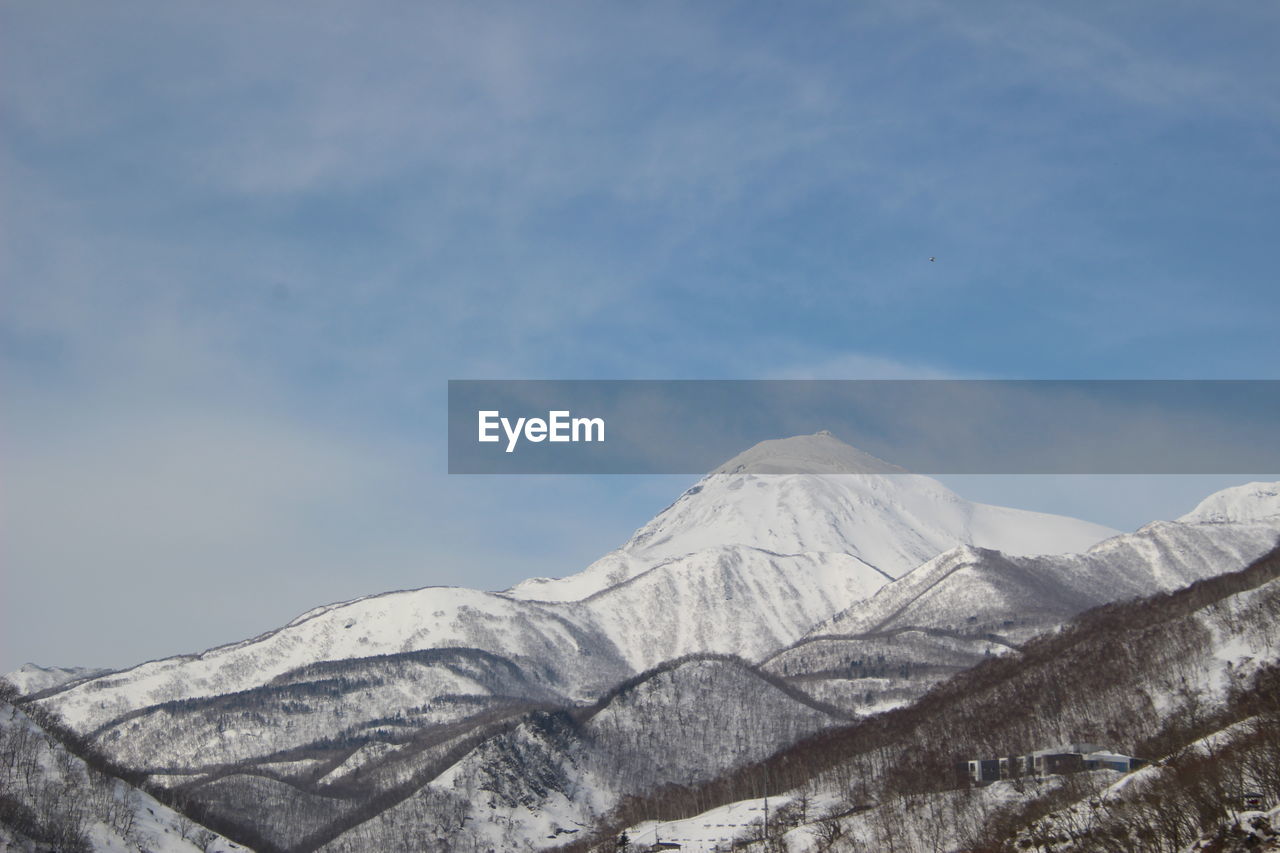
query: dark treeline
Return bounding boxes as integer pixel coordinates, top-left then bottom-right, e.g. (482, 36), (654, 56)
(976, 669), (1280, 852)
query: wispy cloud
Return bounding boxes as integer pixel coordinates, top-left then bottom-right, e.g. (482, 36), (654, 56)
(3, 0), (1278, 670)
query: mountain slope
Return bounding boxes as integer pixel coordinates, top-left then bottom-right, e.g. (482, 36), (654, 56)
(578, 546), (889, 671)
(507, 432), (1117, 602)
(577, 542), (1280, 853)
(17, 436), (1278, 852)
(321, 656), (849, 852)
(0, 689), (242, 852)
(761, 511), (1280, 714)
(2, 663), (112, 696)
(1180, 481), (1280, 524)
(37, 587), (631, 733)
(823, 517), (1280, 638)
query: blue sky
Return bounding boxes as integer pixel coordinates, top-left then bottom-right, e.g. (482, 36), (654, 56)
(3, 1), (1278, 671)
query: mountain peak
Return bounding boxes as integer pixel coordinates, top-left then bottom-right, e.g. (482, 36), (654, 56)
(1178, 481), (1280, 524)
(710, 431), (906, 475)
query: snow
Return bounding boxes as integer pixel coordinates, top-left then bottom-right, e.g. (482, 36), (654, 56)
(580, 546), (890, 671)
(0, 699), (242, 852)
(43, 435), (1121, 732)
(2, 662), (111, 696)
(40, 586), (628, 730)
(16, 434), (1280, 852)
(1179, 481), (1280, 523)
(819, 518), (1280, 638)
(508, 434), (1118, 603)
(626, 794), (800, 851)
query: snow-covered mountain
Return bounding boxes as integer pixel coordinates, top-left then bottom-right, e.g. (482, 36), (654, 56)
(604, 537), (1280, 853)
(1179, 480), (1280, 524)
(26, 433), (1118, 733)
(339, 656), (850, 852)
(36, 587), (631, 734)
(9, 432), (1280, 852)
(761, 509), (1280, 714)
(506, 431), (1117, 601)
(822, 517), (1280, 639)
(576, 547), (887, 671)
(2, 662), (111, 696)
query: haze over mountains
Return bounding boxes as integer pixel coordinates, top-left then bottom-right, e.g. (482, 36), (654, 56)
(4, 433), (1279, 851)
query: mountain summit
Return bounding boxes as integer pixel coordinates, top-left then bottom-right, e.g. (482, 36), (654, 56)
(506, 432), (1118, 604)
(1179, 481), (1280, 524)
(710, 431), (906, 475)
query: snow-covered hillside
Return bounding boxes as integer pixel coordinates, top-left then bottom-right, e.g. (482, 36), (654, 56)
(763, 512), (1280, 714)
(2, 663), (112, 697)
(0, 697), (242, 852)
(36, 587), (631, 733)
(578, 547), (888, 671)
(322, 656), (848, 852)
(823, 517), (1280, 638)
(603, 545), (1280, 853)
(1180, 481), (1280, 524)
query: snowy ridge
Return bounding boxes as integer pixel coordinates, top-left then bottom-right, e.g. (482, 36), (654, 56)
(1179, 481), (1280, 524)
(2, 662), (112, 697)
(819, 518), (1280, 638)
(507, 435), (1117, 602)
(38, 547), (884, 735)
(611, 549), (1280, 853)
(757, 490), (1280, 715)
(41, 587), (629, 731)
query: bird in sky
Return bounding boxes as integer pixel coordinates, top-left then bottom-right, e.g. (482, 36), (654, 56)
(929, 256), (936, 262)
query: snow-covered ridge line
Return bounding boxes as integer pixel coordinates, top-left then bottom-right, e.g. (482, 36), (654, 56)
(809, 519), (1280, 640)
(507, 470), (1118, 602)
(1179, 481), (1280, 523)
(33, 585), (629, 731)
(6, 663), (117, 701)
(19, 586), (477, 700)
(77, 645), (546, 744)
